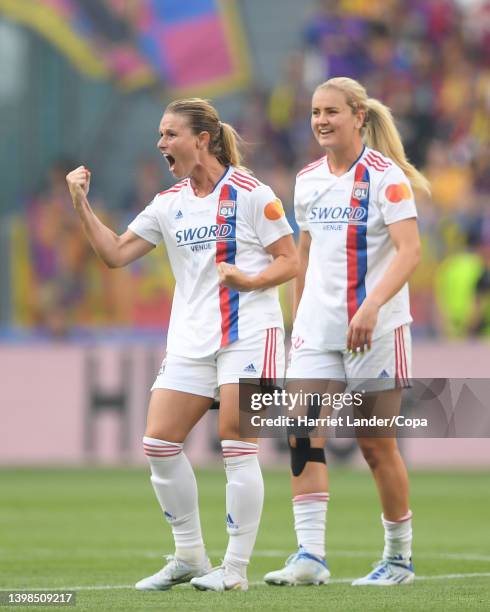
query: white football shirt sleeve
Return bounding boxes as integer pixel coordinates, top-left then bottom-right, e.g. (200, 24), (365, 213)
(293, 181), (309, 231)
(127, 197), (163, 245)
(376, 165), (418, 225)
(252, 184), (293, 247)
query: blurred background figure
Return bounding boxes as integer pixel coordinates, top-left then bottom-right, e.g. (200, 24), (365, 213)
(24, 159), (89, 337)
(1, 0), (488, 341)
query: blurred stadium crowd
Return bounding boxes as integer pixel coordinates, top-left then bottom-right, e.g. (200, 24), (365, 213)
(6, 0), (490, 340)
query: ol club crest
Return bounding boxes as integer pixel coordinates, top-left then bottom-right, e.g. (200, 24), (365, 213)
(219, 200), (236, 218)
(352, 181), (369, 200)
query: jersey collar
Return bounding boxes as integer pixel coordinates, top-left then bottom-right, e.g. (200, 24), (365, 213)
(326, 145), (366, 177)
(188, 165), (232, 198)
(211, 165), (232, 194)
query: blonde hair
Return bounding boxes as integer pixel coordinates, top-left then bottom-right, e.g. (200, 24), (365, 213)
(315, 77), (431, 195)
(165, 97), (246, 170)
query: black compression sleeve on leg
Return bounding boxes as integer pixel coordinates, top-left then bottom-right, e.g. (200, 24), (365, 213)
(289, 436), (326, 477)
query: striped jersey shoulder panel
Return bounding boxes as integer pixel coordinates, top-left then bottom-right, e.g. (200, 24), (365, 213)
(363, 150), (393, 173)
(296, 156), (325, 178)
(157, 179), (188, 197)
(229, 170), (261, 192)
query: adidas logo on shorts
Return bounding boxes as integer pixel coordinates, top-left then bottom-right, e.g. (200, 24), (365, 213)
(243, 363), (257, 373)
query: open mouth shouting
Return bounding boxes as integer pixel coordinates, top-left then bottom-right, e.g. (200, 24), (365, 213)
(163, 153), (176, 173)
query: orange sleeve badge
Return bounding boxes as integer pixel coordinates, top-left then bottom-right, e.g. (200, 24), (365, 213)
(385, 183), (412, 203)
(264, 198), (285, 220)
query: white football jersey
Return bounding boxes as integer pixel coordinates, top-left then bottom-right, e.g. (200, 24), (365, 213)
(128, 166), (293, 357)
(293, 146), (418, 350)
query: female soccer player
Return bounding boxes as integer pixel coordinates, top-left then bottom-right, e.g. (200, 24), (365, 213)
(264, 77), (430, 587)
(66, 98), (298, 592)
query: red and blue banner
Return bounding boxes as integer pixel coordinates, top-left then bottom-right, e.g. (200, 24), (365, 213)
(0, 0), (250, 94)
(134, 0), (249, 94)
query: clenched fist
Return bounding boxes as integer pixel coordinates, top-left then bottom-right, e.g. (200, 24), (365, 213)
(217, 262), (256, 291)
(66, 165), (91, 206)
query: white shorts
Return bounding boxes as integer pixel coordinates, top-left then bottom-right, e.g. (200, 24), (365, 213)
(287, 324), (412, 391)
(152, 327), (285, 399)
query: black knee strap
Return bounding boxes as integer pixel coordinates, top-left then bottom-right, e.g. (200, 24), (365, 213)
(288, 436), (326, 477)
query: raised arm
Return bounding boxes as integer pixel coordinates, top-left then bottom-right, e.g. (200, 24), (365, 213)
(66, 165), (155, 268)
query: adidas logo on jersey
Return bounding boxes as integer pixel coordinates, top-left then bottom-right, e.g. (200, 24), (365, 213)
(243, 363), (256, 373)
(175, 210), (183, 220)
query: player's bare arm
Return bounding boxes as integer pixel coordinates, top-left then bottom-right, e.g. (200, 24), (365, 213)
(347, 218), (421, 352)
(66, 165), (155, 268)
(293, 230), (311, 317)
(217, 234), (298, 291)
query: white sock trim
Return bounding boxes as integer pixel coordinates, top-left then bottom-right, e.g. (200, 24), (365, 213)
(293, 492), (330, 503)
(144, 437), (204, 550)
(382, 510), (413, 525)
(293, 493), (328, 559)
(143, 436), (183, 458)
(222, 440), (263, 573)
(382, 511), (413, 560)
(221, 440), (258, 458)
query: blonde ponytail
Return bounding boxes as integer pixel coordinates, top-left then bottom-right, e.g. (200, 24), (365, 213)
(315, 78), (431, 195)
(219, 121), (246, 169)
(364, 98), (431, 195)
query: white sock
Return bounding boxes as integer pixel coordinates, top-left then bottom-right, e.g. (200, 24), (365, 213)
(221, 440), (264, 579)
(293, 492), (329, 559)
(382, 511), (413, 562)
(143, 436), (206, 566)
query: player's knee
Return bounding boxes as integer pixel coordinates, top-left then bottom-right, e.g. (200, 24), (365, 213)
(218, 422), (241, 441)
(144, 428), (184, 444)
(288, 437), (326, 476)
(358, 439), (393, 470)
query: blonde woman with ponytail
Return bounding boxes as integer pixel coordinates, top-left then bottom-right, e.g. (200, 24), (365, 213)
(66, 98), (298, 592)
(265, 78), (429, 587)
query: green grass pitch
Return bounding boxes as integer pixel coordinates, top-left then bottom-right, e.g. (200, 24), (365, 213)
(1, 467), (489, 611)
